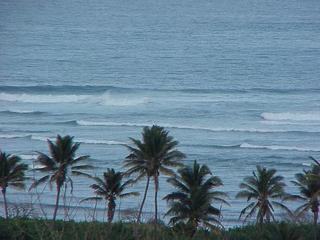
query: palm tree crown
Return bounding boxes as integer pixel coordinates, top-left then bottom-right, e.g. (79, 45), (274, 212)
(289, 161), (320, 240)
(164, 161), (228, 236)
(30, 135), (92, 220)
(83, 168), (139, 223)
(236, 165), (287, 225)
(124, 125), (185, 223)
(0, 151), (28, 218)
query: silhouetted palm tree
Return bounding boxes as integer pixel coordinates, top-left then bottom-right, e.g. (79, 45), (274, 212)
(30, 135), (92, 221)
(0, 151), (28, 218)
(124, 125), (185, 223)
(236, 166), (288, 226)
(82, 168), (139, 223)
(164, 161), (228, 237)
(288, 164), (320, 240)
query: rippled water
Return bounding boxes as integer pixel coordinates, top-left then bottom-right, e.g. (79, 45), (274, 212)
(0, 0), (320, 226)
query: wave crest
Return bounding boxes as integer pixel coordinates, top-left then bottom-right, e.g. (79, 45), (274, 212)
(262, 112), (320, 121)
(0, 92), (150, 106)
(76, 120), (319, 133)
(240, 143), (320, 152)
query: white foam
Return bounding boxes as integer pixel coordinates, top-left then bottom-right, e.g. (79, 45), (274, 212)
(262, 112), (320, 122)
(0, 92), (150, 106)
(0, 93), (89, 103)
(240, 142), (320, 152)
(76, 120), (319, 133)
(77, 139), (125, 145)
(6, 109), (40, 114)
(0, 134), (30, 139)
(31, 136), (53, 142)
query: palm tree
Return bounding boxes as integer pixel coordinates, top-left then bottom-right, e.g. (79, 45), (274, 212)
(124, 125), (185, 223)
(0, 151), (28, 218)
(288, 165), (320, 240)
(82, 168), (139, 223)
(236, 165), (288, 226)
(30, 135), (92, 221)
(164, 161), (228, 237)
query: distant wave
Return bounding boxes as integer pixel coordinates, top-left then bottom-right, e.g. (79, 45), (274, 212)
(1, 85), (319, 94)
(239, 143), (320, 152)
(0, 92), (150, 106)
(184, 143), (320, 152)
(76, 120), (320, 134)
(261, 112), (320, 122)
(77, 139), (125, 145)
(30, 135), (125, 146)
(0, 134), (31, 139)
(0, 110), (45, 115)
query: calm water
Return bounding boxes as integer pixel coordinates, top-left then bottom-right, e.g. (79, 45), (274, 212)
(0, 0), (320, 226)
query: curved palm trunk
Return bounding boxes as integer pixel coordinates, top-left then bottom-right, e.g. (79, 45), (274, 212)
(154, 174), (159, 224)
(187, 219), (198, 238)
(313, 210), (318, 240)
(1, 188), (8, 219)
(107, 199), (116, 223)
(53, 185), (61, 221)
(137, 176), (150, 223)
(92, 198), (98, 221)
(153, 175), (159, 240)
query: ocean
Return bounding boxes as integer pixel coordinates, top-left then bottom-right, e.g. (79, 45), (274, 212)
(0, 0), (320, 226)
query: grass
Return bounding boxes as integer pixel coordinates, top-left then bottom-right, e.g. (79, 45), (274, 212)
(0, 218), (319, 240)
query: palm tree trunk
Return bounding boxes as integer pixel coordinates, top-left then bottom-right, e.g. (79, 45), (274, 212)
(137, 176), (150, 223)
(314, 210), (318, 240)
(92, 197), (98, 221)
(154, 174), (159, 223)
(1, 188), (8, 219)
(53, 185), (61, 221)
(107, 200), (116, 223)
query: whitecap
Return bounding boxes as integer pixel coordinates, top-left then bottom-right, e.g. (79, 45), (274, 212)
(261, 112), (320, 122)
(240, 142), (320, 152)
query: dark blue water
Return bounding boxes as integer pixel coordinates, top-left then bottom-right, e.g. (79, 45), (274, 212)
(0, 0), (320, 226)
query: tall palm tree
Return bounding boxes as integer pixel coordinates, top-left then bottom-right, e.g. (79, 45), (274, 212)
(124, 125), (185, 223)
(82, 168), (139, 223)
(0, 151), (28, 219)
(288, 164), (320, 240)
(164, 161), (228, 237)
(236, 165), (288, 226)
(30, 135), (92, 221)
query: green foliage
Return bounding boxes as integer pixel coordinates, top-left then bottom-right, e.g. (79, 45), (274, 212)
(0, 219), (319, 240)
(164, 161), (228, 237)
(29, 135), (92, 220)
(0, 151), (28, 191)
(124, 125), (185, 222)
(82, 168), (139, 222)
(236, 165), (288, 225)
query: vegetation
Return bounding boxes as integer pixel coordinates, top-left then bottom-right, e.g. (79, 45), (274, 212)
(288, 163), (320, 240)
(0, 151), (28, 219)
(0, 219), (318, 240)
(29, 135), (92, 221)
(236, 166), (289, 226)
(82, 168), (139, 223)
(164, 161), (228, 237)
(0, 126), (319, 239)
(124, 125), (185, 223)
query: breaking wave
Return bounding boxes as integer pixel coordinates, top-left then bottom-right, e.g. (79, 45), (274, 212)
(0, 92), (150, 106)
(261, 112), (320, 122)
(239, 143), (320, 152)
(76, 120), (320, 133)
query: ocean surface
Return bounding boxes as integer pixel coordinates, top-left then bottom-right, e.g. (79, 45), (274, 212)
(0, 0), (320, 226)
